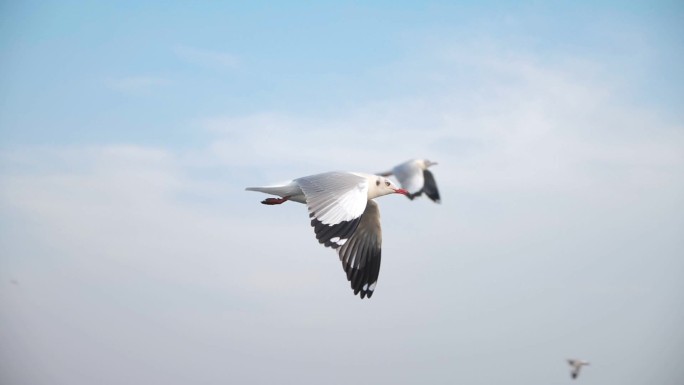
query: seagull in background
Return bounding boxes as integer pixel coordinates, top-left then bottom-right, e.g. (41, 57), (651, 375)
(379, 159), (440, 203)
(246, 171), (408, 298)
(567, 359), (590, 379)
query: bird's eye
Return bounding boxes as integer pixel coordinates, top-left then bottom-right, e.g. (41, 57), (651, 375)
(385, 181), (390, 187)
(376, 180), (380, 186)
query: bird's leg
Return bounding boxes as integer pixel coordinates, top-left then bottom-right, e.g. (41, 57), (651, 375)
(261, 196), (291, 205)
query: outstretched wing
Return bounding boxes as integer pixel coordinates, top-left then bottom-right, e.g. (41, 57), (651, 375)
(337, 200), (382, 298)
(297, 172), (383, 298)
(422, 169), (441, 203)
(296, 171), (368, 248)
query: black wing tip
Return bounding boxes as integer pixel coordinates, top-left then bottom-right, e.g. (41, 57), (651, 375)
(353, 287), (374, 299)
(425, 189), (441, 203)
(347, 267), (378, 299)
(422, 169), (441, 203)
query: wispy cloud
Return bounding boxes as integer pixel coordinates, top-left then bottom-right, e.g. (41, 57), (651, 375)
(2, 38), (683, 385)
(104, 76), (171, 93)
(195, 49), (684, 193)
(173, 45), (240, 69)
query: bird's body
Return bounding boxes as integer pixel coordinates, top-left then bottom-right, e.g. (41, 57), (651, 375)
(380, 159), (440, 203)
(567, 359), (590, 379)
(246, 171), (408, 298)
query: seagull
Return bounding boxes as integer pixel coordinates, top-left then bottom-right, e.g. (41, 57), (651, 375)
(379, 159), (440, 203)
(246, 171), (408, 298)
(567, 359), (590, 379)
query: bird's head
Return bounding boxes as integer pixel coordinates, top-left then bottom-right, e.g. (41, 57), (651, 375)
(422, 159), (438, 168)
(371, 176), (408, 198)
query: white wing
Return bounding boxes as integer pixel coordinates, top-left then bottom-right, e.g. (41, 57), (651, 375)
(295, 172), (368, 225)
(296, 172), (385, 298)
(295, 172), (369, 253)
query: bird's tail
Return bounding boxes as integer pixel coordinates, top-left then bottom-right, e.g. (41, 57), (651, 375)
(245, 186), (286, 195)
(245, 181), (298, 197)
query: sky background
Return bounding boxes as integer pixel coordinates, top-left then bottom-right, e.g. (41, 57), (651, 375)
(1, 1), (683, 384)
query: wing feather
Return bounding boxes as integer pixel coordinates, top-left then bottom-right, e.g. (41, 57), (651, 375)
(296, 172), (368, 225)
(337, 200), (382, 298)
(422, 169), (441, 203)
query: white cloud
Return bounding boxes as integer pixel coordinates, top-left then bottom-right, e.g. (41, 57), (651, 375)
(196, 51), (683, 199)
(2, 44), (683, 385)
(173, 45), (240, 69)
(104, 76), (171, 93)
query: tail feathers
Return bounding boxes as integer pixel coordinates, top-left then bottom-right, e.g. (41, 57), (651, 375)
(245, 186), (286, 195)
(245, 181), (296, 197)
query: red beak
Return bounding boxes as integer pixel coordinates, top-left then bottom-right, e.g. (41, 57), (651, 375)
(395, 188), (409, 196)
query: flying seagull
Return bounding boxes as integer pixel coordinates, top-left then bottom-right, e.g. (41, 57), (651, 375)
(379, 159), (440, 203)
(567, 359), (590, 379)
(246, 171), (408, 298)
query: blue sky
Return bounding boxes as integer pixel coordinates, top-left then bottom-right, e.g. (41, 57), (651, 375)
(2, 1), (682, 146)
(1, 2), (683, 385)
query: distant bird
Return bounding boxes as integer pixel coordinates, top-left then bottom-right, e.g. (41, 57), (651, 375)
(379, 159), (440, 203)
(567, 359), (590, 379)
(246, 171), (408, 298)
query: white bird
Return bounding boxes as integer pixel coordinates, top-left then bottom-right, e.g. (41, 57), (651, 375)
(246, 171), (408, 298)
(567, 359), (590, 379)
(380, 159), (440, 203)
